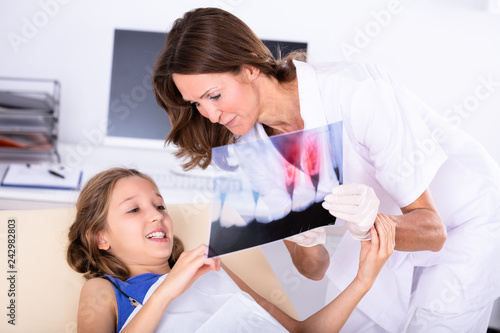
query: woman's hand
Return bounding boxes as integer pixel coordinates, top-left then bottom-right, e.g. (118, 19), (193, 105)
(160, 244), (220, 300)
(286, 227), (327, 247)
(322, 184), (380, 240)
(356, 213), (395, 290)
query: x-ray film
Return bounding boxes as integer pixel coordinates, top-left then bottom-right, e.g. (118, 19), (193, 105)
(207, 121), (343, 257)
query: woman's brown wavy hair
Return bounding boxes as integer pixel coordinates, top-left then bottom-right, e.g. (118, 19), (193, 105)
(66, 167), (184, 281)
(153, 7), (305, 170)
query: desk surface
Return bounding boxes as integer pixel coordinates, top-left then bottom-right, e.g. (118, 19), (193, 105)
(0, 143), (217, 209)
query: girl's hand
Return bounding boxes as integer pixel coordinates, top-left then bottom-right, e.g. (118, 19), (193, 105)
(119, 245), (220, 332)
(160, 244), (220, 300)
(356, 213), (395, 290)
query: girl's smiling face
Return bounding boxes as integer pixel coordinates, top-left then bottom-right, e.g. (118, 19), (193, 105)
(172, 66), (261, 136)
(99, 176), (174, 275)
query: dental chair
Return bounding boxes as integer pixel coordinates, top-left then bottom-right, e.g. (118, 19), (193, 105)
(0, 204), (298, 332)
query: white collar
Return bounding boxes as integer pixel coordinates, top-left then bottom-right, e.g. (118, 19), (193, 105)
(293, 60), (328, 130)
(238, 61), (328, 144)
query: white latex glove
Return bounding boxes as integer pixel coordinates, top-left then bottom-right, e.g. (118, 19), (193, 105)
(286, 227), (327, 247)
(322, 184), (380, 240)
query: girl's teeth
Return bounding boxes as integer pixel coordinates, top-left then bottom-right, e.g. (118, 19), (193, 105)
(146, 232), (165, 239)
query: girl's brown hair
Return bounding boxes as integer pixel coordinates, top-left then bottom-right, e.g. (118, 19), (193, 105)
(66, 167), (184, 281)
(153, 7), (305, 170)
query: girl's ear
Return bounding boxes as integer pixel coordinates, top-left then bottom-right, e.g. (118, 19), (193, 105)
(97, 232), (110, 251)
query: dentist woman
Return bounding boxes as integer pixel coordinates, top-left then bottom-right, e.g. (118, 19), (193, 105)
(153, 7), (500, 332)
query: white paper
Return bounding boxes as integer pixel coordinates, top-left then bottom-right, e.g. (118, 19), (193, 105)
(1, 163), (82, 190)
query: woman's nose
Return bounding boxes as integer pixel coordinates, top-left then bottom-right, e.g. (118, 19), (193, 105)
(204, 104), (222, 123)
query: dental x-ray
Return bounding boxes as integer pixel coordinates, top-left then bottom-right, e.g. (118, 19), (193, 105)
(207, 121), (343, 257)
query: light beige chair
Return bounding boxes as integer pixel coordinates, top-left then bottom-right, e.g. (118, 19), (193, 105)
(0, 204), (298, 333)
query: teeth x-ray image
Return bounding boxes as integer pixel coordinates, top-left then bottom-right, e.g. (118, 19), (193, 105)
(207, 121), (343, 257)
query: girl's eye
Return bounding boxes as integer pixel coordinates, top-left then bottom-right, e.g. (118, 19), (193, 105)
(209, 94), (220, 101)
(128, 208), (139, 213)
(191, 102), (200, 109)
(156, 205), (166, 211)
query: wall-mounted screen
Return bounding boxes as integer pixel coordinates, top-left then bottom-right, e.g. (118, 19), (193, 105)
(105, 28), (307, 148)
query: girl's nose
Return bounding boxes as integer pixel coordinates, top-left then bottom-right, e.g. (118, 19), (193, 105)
(150, 209), (163, 223)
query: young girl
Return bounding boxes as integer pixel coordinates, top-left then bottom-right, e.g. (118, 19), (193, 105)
(67, 167), (395, 332)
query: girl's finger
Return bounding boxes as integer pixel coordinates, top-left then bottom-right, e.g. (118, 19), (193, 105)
(383, 214), (396, 252)
(176, 244), (211, 268)
(212, 257), (221, 271)
(182, 244), (206, 258)
(203, 257), (221, 271)
(369, 220), (380, 250)
(377, 214), (395, 255)
(368, 225), (377, 240)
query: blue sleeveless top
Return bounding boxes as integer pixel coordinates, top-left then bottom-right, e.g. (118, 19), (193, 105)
(104, 273), (163, 332)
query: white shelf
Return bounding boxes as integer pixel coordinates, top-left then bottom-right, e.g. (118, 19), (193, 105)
(0, 78), (60, 164)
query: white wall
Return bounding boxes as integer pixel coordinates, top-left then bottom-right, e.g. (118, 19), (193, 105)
(1, 0), (499, 164)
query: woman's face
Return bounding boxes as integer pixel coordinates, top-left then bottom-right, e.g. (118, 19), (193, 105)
(172, 67), (260, 136)
(99, 176), (174, 275)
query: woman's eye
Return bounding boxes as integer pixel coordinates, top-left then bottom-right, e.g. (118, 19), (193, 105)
(191, 102), (200, 108)
(209, 94), (220, 101)
(156, 205), (166, 211)
(128, 208), (139, 213)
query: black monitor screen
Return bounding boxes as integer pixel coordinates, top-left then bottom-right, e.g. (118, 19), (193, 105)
(106, 29), (307, 143)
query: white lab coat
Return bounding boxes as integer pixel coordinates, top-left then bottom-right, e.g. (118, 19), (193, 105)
(240, 60), (500, 332)
(295, 60), (500, 332)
